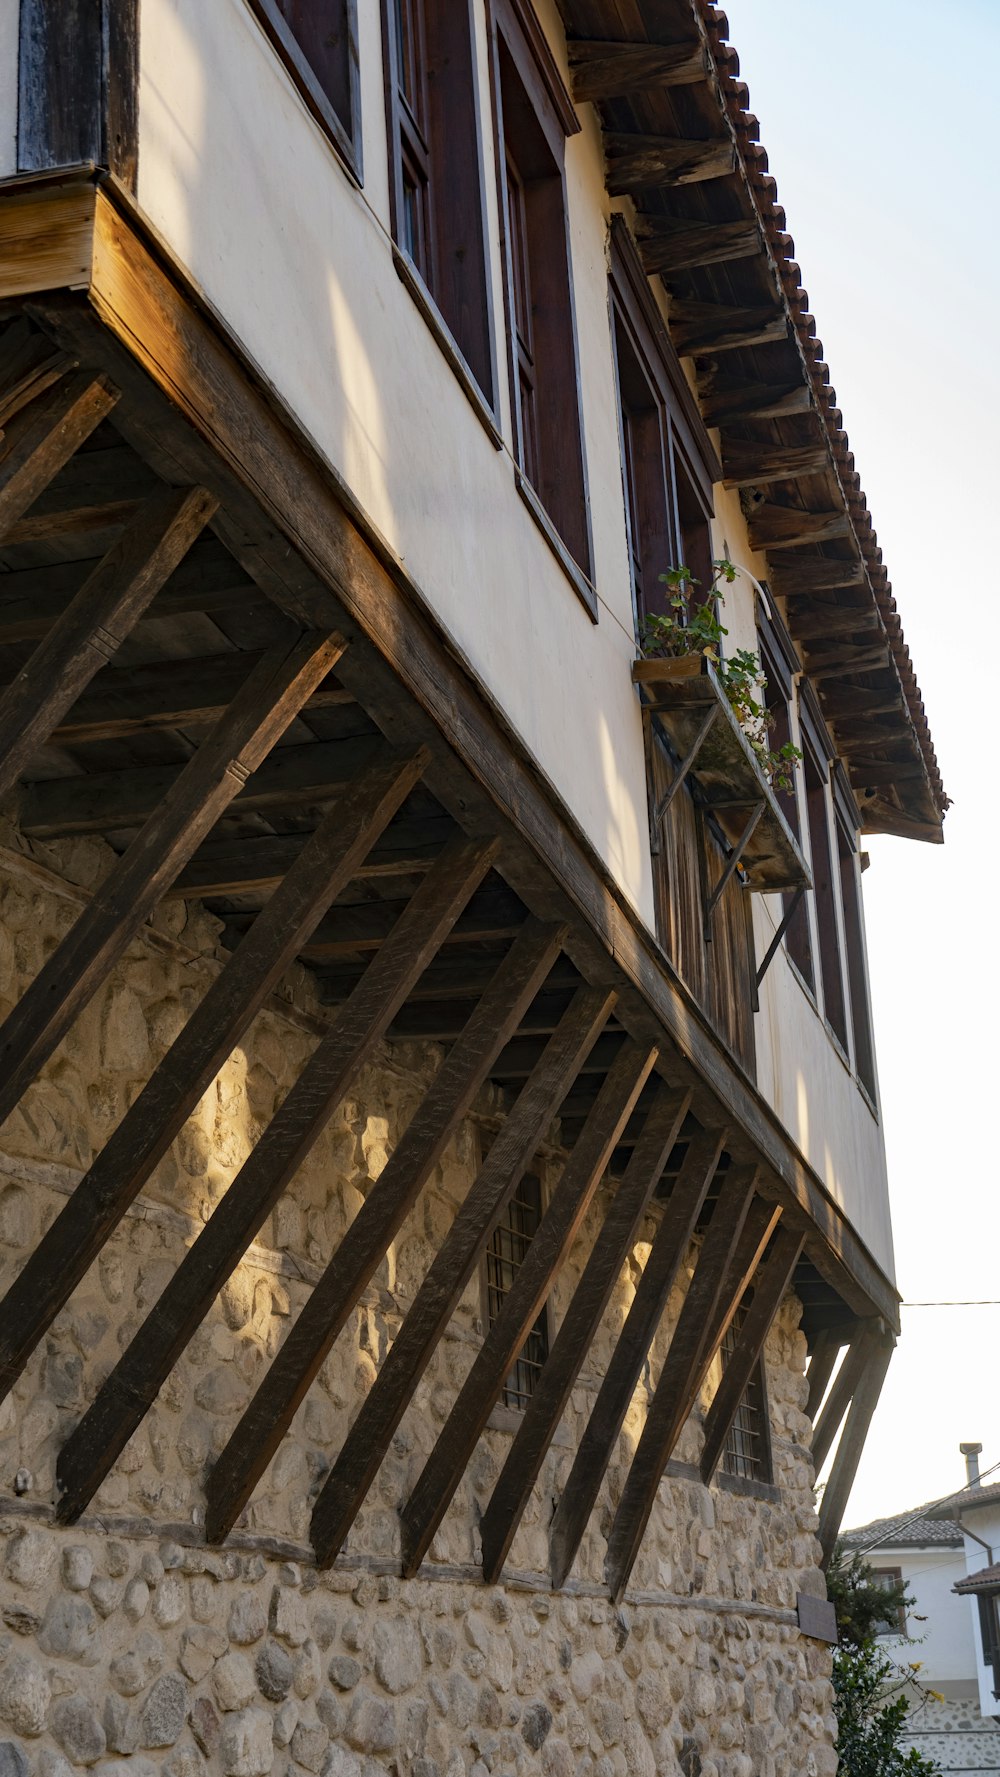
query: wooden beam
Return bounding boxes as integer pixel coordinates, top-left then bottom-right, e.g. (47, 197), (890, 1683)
(747, 505), (852, 552)
(805, 1328), (845, 1421)
(388, 986), (575, 1044)
(0, 486), (217, 799)
(0, 318), (73, 429)
(605, 135), (735, 196)
(478, 1085), (692, 1584)
(0, 547), (262, 643)
(822, 687), (904, 721)
(18, 0), (139, 188)
(34, 652), (352, 745)
(768, 556), (866, 597)
(170, 820), (451, 898)
(20, 734), (383, 837)
(5, 494), (140, 543)
(0, 369), (117, 538)
(548, 1125), (726, 1589)
(818, 1333), (894, 1565)
(27, 186), (904, 1330)
(699, 381), (812, 427)
(699, 1225), (804, 1481)
(671, 303), (787, 357)
(604, 1179), (774, 1602)
(308, 986), (617, 1568)
(786, 604), (880, 642)
(0, 632), (345, 1129)
(203, 918), (568, 1543)
(810, 1322), (882, 1474)
(638, 218), (759, 277)
(490, 1029), (627, 1080)
(54, 836), (500, 1524)
(721, 440), (829, 490)
(805, 646), (890, 681)
(568, 40), (709, 103)
(298, 886), (526, 957)
(842, 759), (926, 788)
(0, 749), (428, 1405)
(399, 1042), (660, 1578)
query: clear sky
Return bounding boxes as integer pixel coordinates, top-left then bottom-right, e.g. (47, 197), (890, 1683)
(727, 0), (1000, 1526)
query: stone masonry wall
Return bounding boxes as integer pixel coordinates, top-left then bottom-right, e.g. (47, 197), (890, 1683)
(0, 833), (838, 1777)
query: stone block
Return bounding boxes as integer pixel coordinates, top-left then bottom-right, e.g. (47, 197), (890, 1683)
(230, 1590), (268, 1645)
(257, 1640), (294, 1704)
(140, 1676), (187, 1749)
(0, 1653), (50, 1735)
(219, 1708), (275, 1777)
(213, 1652), (258, 1713)
(373, 1617), (423, 1695)
(52, 1697), (107, 1767)
(38, 1595), (99, 1663)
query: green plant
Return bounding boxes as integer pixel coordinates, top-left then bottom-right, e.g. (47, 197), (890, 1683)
(827, 1549), (942, 1777)
(639, 560), (802, 793)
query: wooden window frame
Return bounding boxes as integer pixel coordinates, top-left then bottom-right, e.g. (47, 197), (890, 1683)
(481, 1167), (552, 1411)
(802, 736), (850, 1059)
(833, 790), (879, 1110)
(756, 601), (813, 990)
(487, 0), (596, 617)
(609, 217), (720, 635)
(381, 0), (501, 441)
(246, 0), (363, 185)
(719, 1298), (774, 1486)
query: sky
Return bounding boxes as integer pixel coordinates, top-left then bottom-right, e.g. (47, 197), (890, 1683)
(726, 0), (1000, 1527)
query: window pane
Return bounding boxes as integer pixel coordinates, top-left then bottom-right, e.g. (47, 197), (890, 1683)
(804, 747), (848, 1047)
(719, 1299), (772, 1483)
(276, 0), (353, 128)
(485, 1173), (549, 1410)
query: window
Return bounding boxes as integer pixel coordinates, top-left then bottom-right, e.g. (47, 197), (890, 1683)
(802, 735), (849, 1050)
(382, 0), (495, 406)
(870, 1567), (907, 1637)
(720, 1299), (773, 1484)
(489, 0), (593, 604)
(757, 605), (812, 987)
(484, 1172), (550, 1409)
(610, 218), (718, 637)
(249, 0), (361, 175)
(835, 799), (877, 1102)
(979, 1595), (1000, 1674)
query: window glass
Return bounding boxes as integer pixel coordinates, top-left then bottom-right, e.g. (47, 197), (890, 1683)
(719, 1299), (772, 1484)
(485, 1173), (550, 1409)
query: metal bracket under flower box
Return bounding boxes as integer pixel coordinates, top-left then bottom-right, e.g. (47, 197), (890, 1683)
(632, 654), (811, 909)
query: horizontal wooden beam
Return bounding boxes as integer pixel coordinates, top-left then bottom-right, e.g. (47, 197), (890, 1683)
(32, 651), (351, 744)
(804, 645), (890, 681)
(747, 505), (852, 551)
(638, 218), (759, 277)
(700, 381), (812, 427)
(203, 918), (568, 1543)
(55, 837), (499, 1524)
(0, 547), (263, 643)
(842, 758), (926, 786)
(768, 555), (866, 597)
(296, 886), (526, 958)
(0, 485), (217, 799)
(0, 748), (427, 1404)
(606, 134), (735, 195)
(569, 39), (709, 102)
(672, 303), (787, 357)
(170, 820), (451, 897)
(822, 686), (904, 721)
(20, 734), (382, 837)
(5, 494), (139, 544)
(785, 604), (880, 641)
(721, 439), (829, 489)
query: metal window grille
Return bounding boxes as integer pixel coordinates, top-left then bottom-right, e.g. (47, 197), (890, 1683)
(485, 1172), (549, 1410)
(720, 1300), (772, 1482)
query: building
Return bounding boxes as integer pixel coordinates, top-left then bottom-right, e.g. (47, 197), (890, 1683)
(0, 1), (946, 1774)
(841, 1445), (1000, 1774)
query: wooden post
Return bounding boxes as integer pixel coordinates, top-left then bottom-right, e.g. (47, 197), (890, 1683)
(804, 1328), (844, 1421)
(0, 371), (118, 537)
(0, 486), (218, 800)
(0, 631), (345, 1129)
(18, 0), (139, 187)
(548, 1125), (727, 1590)
(603, 1176), (774, 1602)
(203, 918), (567, 1542)
(54, 837), (499, 1523)
(818, 1332), (894, 1565)
(0, 749), (429, 1404)
(699, 1225), (805, 1483)
(308, 986), (618, 1568)
(810, 1323), (882, 1475)
(479, 1084), (692, 1585)
(399, 1041), (660, 1578)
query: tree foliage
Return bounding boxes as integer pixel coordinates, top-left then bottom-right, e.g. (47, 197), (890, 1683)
(827, 1548), (941, 1777)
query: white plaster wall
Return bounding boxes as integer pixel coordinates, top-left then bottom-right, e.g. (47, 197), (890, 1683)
(137, 0), (652, 929)
(134, 0), (893, 1275)
(0, 0), (18, 177)
(958, 1503), (1000, 1717)
(875, 1548), (980, 1688)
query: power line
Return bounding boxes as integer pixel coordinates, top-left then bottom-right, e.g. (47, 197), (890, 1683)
(842, 1454), (1000, 1560)
(902, 1300), (1000, 1308)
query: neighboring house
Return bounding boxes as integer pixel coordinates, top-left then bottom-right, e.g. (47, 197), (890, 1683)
(843, 1446), (1000, 1775)
(0, 2), (945, 1773)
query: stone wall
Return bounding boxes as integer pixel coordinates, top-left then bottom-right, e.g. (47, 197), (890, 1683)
(0, 837), (838, 1776)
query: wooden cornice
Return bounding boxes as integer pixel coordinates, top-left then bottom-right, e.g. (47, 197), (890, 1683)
(568, 38), (709, 102)
(637, 217), (759, 276)
(606, 133), (735, 194)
